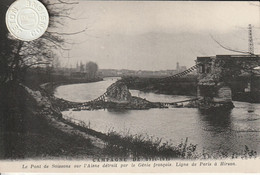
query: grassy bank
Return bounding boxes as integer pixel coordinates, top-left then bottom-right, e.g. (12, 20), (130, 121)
(0, 83), (99, 159)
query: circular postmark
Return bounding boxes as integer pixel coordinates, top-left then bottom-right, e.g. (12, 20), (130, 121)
(6, 0), (49, 41)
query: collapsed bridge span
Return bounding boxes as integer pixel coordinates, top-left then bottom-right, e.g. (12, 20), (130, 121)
(71, 64), (201, 111)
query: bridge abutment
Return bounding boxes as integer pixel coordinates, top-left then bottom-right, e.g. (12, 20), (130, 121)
(196, 54), (260, 110)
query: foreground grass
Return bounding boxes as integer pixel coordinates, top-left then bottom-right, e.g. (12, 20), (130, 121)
(104, 131), (196, 159)
(0, 83), (97, 159)
(103, 131), (257, 159)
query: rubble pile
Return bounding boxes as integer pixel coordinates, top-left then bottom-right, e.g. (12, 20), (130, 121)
(106, 82), (132, 103)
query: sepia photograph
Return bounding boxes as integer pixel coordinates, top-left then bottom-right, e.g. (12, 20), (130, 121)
(0, 0), (260, 173)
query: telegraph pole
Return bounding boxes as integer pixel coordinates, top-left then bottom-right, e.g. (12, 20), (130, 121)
(248, 24), (254, 55)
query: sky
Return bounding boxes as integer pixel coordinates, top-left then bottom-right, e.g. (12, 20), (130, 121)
(57, 1), (260, 70)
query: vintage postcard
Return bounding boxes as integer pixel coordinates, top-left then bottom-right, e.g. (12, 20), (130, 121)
(0, 0), (260, 173)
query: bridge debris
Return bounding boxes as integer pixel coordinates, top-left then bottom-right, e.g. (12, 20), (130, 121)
(106, 81), (132, 103)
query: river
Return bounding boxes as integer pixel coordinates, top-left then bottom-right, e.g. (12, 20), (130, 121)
(54, 77), (260, 154)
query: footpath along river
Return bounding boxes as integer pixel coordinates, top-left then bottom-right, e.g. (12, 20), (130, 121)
(54, 77), (260, 154)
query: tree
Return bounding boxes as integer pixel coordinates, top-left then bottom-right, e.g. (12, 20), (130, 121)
(80, 61), (84, 72)
(86, 61), (98, 79)
(0, 0), (80, 86)
(0, 0), (89, 159)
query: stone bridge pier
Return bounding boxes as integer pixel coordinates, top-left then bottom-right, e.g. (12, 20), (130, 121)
(196, 54), (260, 110)
(197, 83), (232, 103)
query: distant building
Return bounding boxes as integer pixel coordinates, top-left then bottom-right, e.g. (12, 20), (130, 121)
(176, 62), (180, 72)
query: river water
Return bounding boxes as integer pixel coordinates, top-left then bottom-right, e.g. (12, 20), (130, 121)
(54, 77), (260, 154)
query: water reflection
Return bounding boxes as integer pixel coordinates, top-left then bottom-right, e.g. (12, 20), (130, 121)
(198, 110), (232, 130)
(107, 108), (132, 115)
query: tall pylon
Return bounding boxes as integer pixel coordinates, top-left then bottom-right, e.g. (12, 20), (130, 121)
(248, 24), (254, 55)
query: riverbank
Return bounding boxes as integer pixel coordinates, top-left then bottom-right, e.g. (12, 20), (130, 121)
(0, 82), (100, 159)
